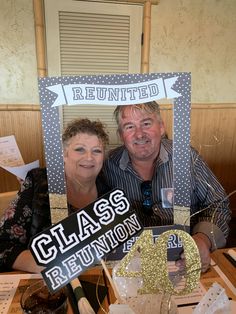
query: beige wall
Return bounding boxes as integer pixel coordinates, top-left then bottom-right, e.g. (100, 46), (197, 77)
(150, 0), (236, 103)
(0, 0), (38, 104)
(1, 0), (236, 104)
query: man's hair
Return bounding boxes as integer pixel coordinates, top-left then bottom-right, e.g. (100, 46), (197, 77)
(62, 118), (109, 148)
(113, 101), (162, 127)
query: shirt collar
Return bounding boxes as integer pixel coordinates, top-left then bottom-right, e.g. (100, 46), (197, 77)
(119, 148), (130, 170)
(159, 142), (169, 163)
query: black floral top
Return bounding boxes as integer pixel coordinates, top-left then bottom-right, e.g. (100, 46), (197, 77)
(0, 168), (109, 272)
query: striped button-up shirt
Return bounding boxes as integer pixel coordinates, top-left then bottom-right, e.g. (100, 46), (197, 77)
(102, 138), (231, 249)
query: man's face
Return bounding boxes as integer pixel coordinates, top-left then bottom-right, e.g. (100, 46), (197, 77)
(118, 106), (165, 162)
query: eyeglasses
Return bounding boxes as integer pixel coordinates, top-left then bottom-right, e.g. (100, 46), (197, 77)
(141, 180), (153, 215)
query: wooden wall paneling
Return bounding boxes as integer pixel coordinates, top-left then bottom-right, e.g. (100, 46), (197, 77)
(190, 104), (236, 214)
(160, 104), (236, 213)
(0, 105), (45, 193)
(160, 104), (173, 137)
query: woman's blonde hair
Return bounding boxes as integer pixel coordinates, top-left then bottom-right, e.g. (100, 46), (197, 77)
(62, 118), (109, 148)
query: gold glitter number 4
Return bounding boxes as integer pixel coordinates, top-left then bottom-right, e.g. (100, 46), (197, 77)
(116, 229), (201, 295)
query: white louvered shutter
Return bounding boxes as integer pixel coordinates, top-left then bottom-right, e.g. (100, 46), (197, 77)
(44, 0), (142, 148)
(59, 11), (131, 75)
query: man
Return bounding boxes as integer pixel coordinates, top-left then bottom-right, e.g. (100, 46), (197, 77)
(103, 101), (231, 272)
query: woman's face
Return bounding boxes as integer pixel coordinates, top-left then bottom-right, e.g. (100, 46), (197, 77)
(63, 133), (104, 182)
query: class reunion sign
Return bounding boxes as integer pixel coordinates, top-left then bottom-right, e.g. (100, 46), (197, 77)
(30, 189), (143, 293)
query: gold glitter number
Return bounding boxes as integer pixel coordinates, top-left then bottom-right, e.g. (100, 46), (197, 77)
(116, 229), (201, 295)
(155, 230), (201, 295)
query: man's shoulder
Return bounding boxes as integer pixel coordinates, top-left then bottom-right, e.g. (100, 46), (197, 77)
(106, 145), (125, 160)
(161, 138), (173, 151)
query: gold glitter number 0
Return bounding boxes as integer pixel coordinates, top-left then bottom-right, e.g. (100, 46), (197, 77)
(116, 229), (201, 295)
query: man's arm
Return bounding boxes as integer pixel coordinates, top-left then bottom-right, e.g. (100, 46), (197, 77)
(191, 148), (231, 250)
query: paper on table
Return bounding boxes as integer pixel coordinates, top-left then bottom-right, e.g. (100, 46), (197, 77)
(192, 282), (230, 314)
(0, 273), (42, 314)
(0, 135), (24, 166)
(1, 160), (39, 180)
(0, 135), (39, 180)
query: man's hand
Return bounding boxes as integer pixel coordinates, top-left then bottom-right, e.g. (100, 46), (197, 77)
(175, 233), (211, 273)
(192, 233), (211, 273)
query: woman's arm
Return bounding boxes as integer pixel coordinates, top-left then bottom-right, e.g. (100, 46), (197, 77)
(0, 168), (49, 272)
(12, 249), (44, 273)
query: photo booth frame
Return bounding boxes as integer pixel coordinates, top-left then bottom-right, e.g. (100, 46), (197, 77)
(38, 72), (191, 226)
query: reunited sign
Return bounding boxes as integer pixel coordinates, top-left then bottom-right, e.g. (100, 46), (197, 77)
(46, 77), (181, 107)
(30, 189), (143, 293)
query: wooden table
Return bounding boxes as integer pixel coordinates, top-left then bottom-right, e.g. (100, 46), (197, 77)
(1, 248), (236, 313)
(201, 247), (236, 301)
(210, 247), (236, 287)
(80, 248), (236, 310)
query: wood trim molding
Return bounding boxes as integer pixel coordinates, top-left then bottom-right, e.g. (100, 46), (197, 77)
(0, 105), (40, 111)
(83, 0), (159, 4)
(189, 103), (236, 109)
(0, 103), (236, 112)
(160, 103), (236, 110)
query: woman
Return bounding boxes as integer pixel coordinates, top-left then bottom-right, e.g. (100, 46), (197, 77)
(0, 118), (109, 273)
